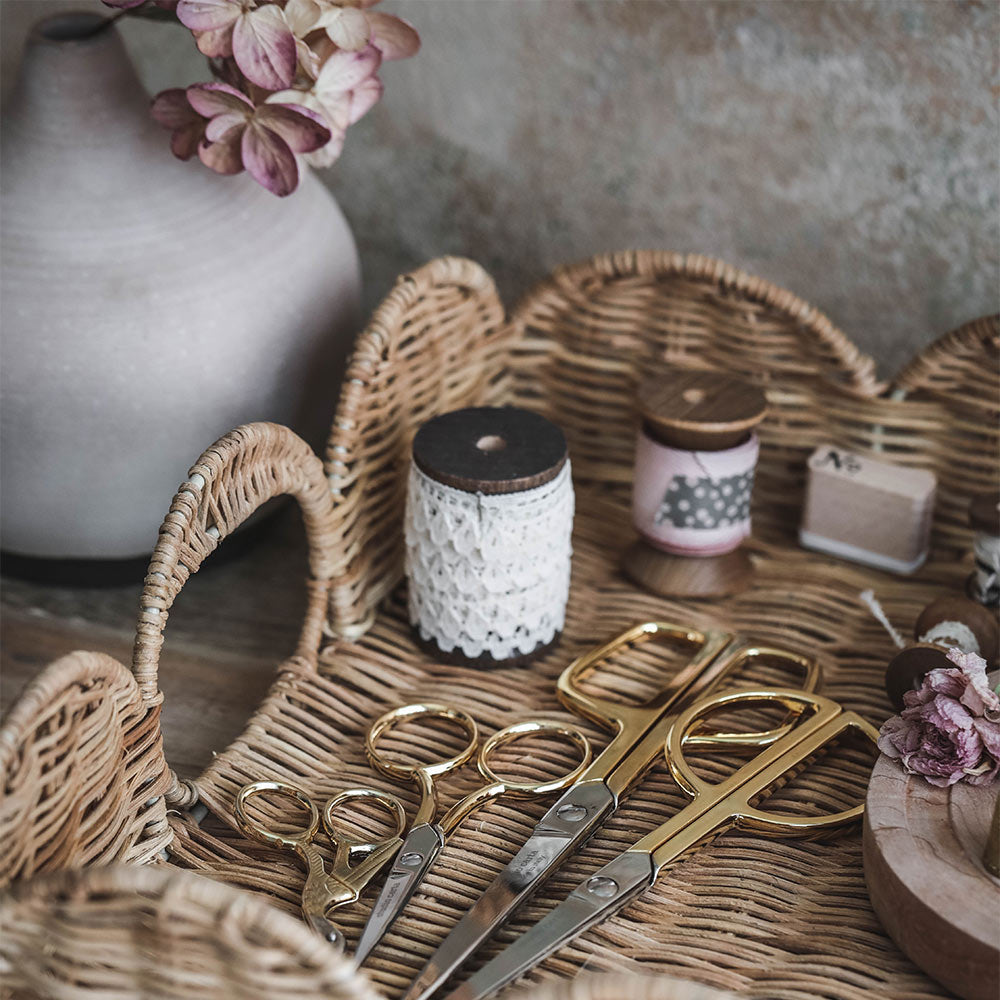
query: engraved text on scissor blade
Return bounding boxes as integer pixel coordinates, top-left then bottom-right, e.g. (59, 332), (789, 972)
(505, 782), (616, 890)
(355, 823), (445, 962)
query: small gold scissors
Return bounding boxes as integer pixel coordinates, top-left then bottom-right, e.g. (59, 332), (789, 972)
(234, 781), (407, 952)
(353, 703), (592, 964)
(407, 621), (820, 999)
(447, 687), (879, 999)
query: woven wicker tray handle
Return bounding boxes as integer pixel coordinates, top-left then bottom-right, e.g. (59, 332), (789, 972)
(130, 422), (338, 802)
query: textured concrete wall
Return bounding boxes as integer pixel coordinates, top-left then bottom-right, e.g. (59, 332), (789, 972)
(4, 0), (998, 375)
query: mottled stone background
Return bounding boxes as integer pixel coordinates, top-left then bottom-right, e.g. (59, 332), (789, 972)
(3, 0), (998, 375)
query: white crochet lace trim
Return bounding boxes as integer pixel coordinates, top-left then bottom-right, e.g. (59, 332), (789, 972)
(405, 460), (574, 661)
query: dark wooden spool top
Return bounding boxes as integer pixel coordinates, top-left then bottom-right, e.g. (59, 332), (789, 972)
(638, 370), (768, 452)
(412, 406), (567, 495)
(970, 491), (1000, 536)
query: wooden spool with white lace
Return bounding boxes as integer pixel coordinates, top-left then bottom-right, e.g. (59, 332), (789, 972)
(405, 406), (573, 668)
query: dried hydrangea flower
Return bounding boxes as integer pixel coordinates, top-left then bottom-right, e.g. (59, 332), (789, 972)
(878, 648), (1000, 787)
(151, 88), (207, 159)
(177, 0), (296, 90)
(270, 45), (381, 167)
(105, 0), (418, 194)
(187, 82), (330, 195)
(285, 0), (418, 60)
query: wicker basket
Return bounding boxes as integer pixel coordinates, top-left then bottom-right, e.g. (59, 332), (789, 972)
(2, 251), (997, 1000)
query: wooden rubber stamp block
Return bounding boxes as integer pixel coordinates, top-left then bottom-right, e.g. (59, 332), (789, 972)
(799, 445), (936, 574)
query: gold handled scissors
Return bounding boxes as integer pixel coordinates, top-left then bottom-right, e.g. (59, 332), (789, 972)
(406, 621), (820, 1000)
(446, 687), (879, 1000)
(234, 780), (407, 953)
(353, 703), (592, 965)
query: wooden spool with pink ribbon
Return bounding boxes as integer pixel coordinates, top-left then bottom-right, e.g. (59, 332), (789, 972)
(623, 370), (767, 598)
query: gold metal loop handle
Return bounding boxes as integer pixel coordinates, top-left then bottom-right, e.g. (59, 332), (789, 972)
(558, 622), (715, 730)
(235, 780), (320, 850)
(365, 703), (479, 826)
(365, 703), (479, 780)
(666, 688), (876, 832)
(321, 787), (407, 855)
(438, 719), (592, 836)
(477, 720), (593, 796)
(681, 646), (822, 752)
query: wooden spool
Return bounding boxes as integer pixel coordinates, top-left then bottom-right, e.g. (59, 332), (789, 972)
(623, 370), (767, 599)
(410, 406), (568, 668)
(884, 594), (1000, 710)
(864, 754), (1000, 1000)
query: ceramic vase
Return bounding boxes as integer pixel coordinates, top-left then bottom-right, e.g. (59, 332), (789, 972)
(1, 11), (361, 560)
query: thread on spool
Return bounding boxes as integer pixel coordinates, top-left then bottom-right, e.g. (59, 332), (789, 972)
(918, 620), (980, 655)
(405, 461), (574, 662)
(972, 531), (1000, 605)
(631, 432), (759, 556)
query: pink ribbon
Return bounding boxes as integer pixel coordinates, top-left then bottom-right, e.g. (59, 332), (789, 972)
(631, 430), (759, 556)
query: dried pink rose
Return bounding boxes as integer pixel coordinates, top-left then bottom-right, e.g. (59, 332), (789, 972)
(187, 82), (330, 196)
(177, 0), (296, 90)
(878, 648), (1000, 787)
(151, 88), (207, 159)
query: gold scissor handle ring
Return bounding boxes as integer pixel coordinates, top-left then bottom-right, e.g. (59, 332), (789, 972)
(666, 688), (835, 799)
(478, 720), (593, 796)
(737, 801), (865, 834)
(322, 787), (407, 853)
(235, 780), (319, 850)
(365, 703), (479, 781)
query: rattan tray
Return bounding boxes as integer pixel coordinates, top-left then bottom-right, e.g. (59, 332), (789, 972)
(2, 252), (997, 1000)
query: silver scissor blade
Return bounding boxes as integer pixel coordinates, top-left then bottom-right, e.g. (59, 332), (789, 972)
(403, 781), (615, 1000)
(444, 849), (655, 1000)
(354, 823), (445, 966)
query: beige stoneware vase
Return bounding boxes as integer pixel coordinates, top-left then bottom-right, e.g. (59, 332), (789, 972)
(0, 11), (360, 560)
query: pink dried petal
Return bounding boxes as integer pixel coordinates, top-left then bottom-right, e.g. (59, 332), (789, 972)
(285, 0), (321, 37)
(186, 81), (253, 117)
(194, 26), (235, 57)
(198, 129), (244, 175)
(347, 74), (382, 123)
(151, 88), (198, 129)
(315, 44), (381, 94)
(242, 121), (299, 196)
(366, 11), (419, 60)
(318, 5), (370, 50)
(304, 127), (345, 168)
(233, 5), (297, 90)
(170, 122), (206, 160)
(177, 0), (240, 32)
(973, 714), (1000, 759)
(255, 104), (331, 153)
(205, 110), (249, 141)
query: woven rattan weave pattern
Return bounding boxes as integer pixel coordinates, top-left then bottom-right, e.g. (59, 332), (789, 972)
(1, 252), (997, 1000)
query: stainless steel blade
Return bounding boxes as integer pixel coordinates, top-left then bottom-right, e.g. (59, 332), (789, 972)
(444, 850), (655, 1000)
(354, 822), (445, 965)
(402, 781), (616, 1000)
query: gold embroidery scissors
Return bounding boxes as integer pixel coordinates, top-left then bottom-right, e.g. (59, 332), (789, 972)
(446, 687), (879, 999)
(353, 703), (592, 964)
(406, 621), (819, 999)
(234, 780), (407, 953)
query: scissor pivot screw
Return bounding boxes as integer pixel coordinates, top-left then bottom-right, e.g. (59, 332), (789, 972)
(586, 875), (618, 898)
(399, 852), (424, 868)
(556, 804), (588, 822)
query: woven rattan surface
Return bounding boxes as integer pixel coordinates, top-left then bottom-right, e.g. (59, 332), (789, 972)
(1, 252), (997, 1000)
(0, 863), (381, 1000)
